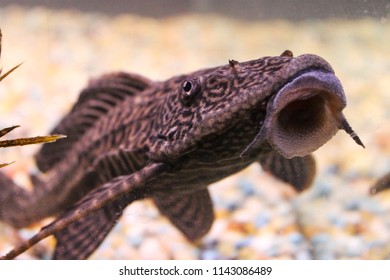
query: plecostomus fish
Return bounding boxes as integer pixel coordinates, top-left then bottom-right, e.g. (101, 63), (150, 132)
(0, 50), (364, 259)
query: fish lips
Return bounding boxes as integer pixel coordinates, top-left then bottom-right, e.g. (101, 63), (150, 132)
(241, 70), (347, 158)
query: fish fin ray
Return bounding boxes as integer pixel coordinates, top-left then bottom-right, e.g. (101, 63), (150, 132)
(35, 72), (151, 172)
(153, 189), (214, 241)
(53, 196), (129, 260)
(259, 152), (316, 192)
(1, 162), (166, 260)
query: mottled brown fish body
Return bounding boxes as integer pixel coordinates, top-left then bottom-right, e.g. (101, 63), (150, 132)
(0, 51), (363, 259)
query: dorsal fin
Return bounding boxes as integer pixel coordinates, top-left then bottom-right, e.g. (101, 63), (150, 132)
(35, 72), (152, 173)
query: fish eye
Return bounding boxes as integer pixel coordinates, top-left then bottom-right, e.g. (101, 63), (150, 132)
(180, 79), (200, 106)
(182, 81), (193, 93)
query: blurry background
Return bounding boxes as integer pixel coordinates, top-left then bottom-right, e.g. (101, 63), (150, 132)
(0, 0), (389, 259)
(0, 0), (388, 19)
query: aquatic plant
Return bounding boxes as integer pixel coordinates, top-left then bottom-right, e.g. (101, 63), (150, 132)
(0, 29), (65, 167)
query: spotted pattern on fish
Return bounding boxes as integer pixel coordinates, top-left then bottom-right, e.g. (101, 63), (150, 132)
(0, 51), (363, 259)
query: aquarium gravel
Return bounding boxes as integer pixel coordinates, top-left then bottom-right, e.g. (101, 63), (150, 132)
(0, 6), (389, 259)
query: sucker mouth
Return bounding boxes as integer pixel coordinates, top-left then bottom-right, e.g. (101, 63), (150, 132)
(279, 67), (334, 88)
(240, 69), (364, 158)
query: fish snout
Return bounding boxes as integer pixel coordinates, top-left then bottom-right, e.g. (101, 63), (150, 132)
(241, 70), (363, 158)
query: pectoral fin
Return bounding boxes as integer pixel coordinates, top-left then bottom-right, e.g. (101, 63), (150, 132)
(153, 189), (214, 241)
(53, 196), (129, 259)
(259, 152), (316, 192)
(0, 162), (168, 260)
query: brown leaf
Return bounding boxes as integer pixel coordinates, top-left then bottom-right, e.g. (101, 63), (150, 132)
(0, 134), (66, 148)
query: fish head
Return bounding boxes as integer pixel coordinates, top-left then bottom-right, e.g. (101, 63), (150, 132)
(150, 51), (363, 162)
